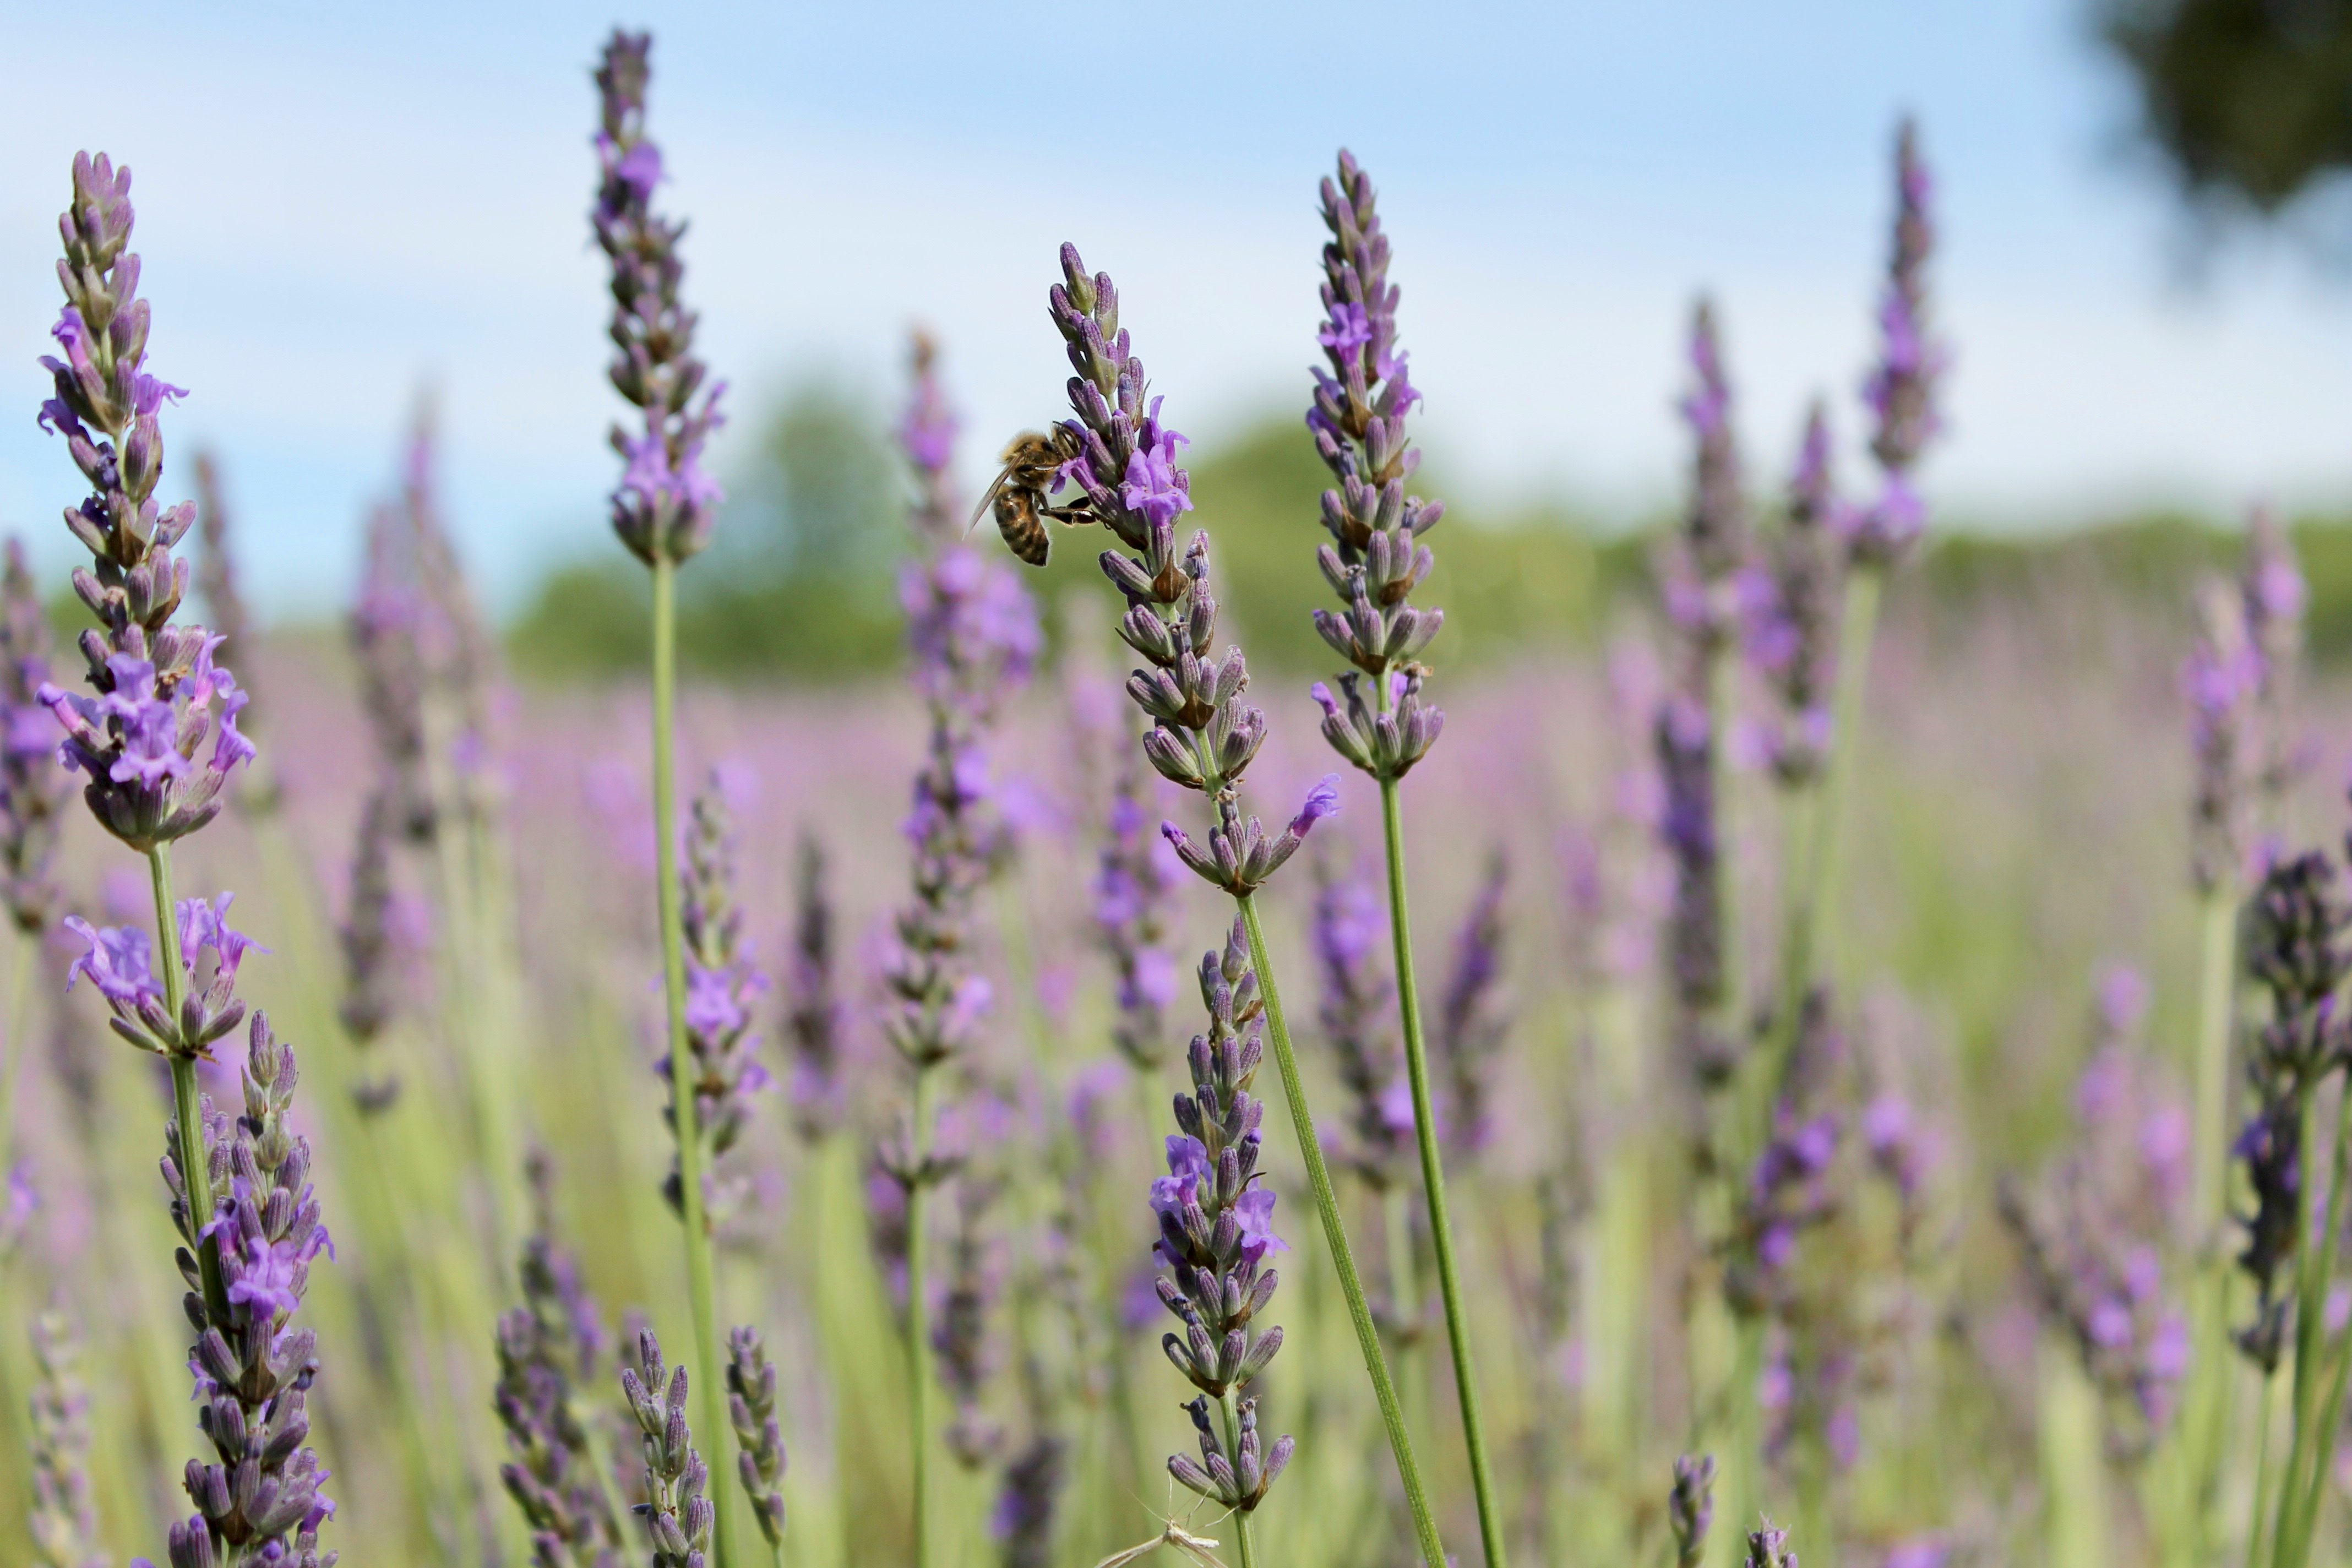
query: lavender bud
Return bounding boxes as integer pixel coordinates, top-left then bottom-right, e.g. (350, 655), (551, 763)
(725, 1326), (787, 1548)
(1843, 119), (1945, 568)
(1668, 1453), (1717, 1568)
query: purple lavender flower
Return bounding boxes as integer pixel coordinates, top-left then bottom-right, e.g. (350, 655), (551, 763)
(1668, 1452), (1717, 1568)
(726, 1326), (788, 1549)
(164, 1012), (337, 1568)
(1303, 151), (1446, 783)
(2242, 505), (2306, 826)
(1843, 120), (1945, 567)
(2231, 848), (2352, 1371)
(1674, 299), (1750, 614)
(1433, 848), (1510, 1158)
(2184, 576), (2259, 895)
(1153, 917), (1295, 1513)
(1655, 695), (1733, 1085)
(1310, 856), (1410, 1186)
(619, 1329), (715, 1568)
(934, 1178), (1006, 1468)
(783, 830), (846, 1142)
(336, 786), (404, 1112)
(65, 891), (260, 1058)
(35, 155), (257, 855)
(1096, 748), (1178, 1071)
(493, 1158), (624, 1568)
(1748, 1518), (1799, 1568)
(1042, 245), (1336, 897)
(1742, 404), (1843, 786)
(0, 542), (66, 933)
(594, 32), (727, 567)
(666, 773), (771, 1223)
(991, 1429), (1066, 1568)
(30, 1306), (104, 1568)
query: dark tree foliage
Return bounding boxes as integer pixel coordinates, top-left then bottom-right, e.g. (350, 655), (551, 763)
(2104, 0), (2352, 216)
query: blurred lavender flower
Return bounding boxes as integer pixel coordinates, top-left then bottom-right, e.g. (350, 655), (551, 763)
(1668, 1452), (1717, 1568)
(1670, 298), (1750, 636)
(494, 1158), (624, 1568)
(666, 774), (771, 1223)
(864, 1155), (912, 1311)
(1728, 989), (1843, 1316)
(2233, 849), (2352, 1370)
(336, 787), (403, 1112)
(163, 1013), (338, 1568)
(619, 1329), (715, 1568)
(350, 500), (437, 842)
(1310, 856), (1410, 1186)
(1039, 244), (1338, 895)
(0, 541), (66, 933)
(726, 1326), (788, 1550)
(1303, 150), (1446, 782)
(934, 1178), (1006, 1468)
(2001, 965), (2193, 1455)
(1433, 848), (1510, 1158)
(991, 1429), (1066, 1568)
(30, 1306), (104, 1568)
(783, 831), (846, 1142)
(1096, 747), (1178, 1072)
(2184, 577), (2259, 895)
(1656, 695), (1734, 1089)
(1153, 917), (1295, 1513)
(188, 450), (278, 818)
(1844, 119), (1945, 567)
(594, 31), (726, 567)
(2241, 505), (2306, 829)
(1748, 1518), (1799, 1568)
(1742, 405), (1843, 787)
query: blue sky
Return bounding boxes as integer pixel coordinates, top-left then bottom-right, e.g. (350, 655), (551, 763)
(3, 0), (2347, 617)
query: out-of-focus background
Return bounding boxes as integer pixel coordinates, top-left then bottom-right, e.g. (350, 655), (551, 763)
(5, 0), (2352, 670)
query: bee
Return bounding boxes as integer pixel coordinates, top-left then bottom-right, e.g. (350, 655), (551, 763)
(971, 426), (1093, 567)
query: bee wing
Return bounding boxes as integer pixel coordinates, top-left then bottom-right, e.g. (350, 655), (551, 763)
(965, 469), (1014, 536)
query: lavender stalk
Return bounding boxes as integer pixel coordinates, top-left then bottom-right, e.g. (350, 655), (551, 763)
(622, 1329), (716, 1568)
(29, 1307), (103, 1568)
(782, 832), (845, 1144)
(1669, 1453), (1718, 1568)
(725, 1328), (787, 1565)
(1012, 240), (1442, 1564)
(591, 34), (735, 1568)
(881, 330), (1038, 1568)
(191, 451), (276, 814)
(1302, 149), (1506, 1566)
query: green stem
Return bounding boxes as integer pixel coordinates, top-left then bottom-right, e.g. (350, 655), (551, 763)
(2193, 887), (2240, 1236)
(1807, 563), (1882, 995)
(1238, 893), (1447, 1568)
(0, 931), (38, 1189)
(2272, 1081), (2328, 1568)
(2277, 1076), (2352, 1568)
(1219, 1391), (1260, 1568)
(907, 1065), (934, 1568)
(652, 555), (734, 1568)
(1378, 773), (1509, 1568)
(2248, 1373), (2278, 1568)
(151, 843), (228, 1322)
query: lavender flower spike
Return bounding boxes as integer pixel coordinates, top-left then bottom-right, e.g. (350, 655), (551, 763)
(668, 772), (772, 1224)
(1668, 1452), (1718, 1568)
(783, 831), (846, 1142)
(1041, 245), (1336, 897)
(2184, 578), (2257, 896)
(594, 31), (726, 567)
(1749, 1517), (1799, 1568)
(1433, 848), (1510, 1158)
(0, 541), (67, 932)
(1741, 404), (1843, 787)
(1095, 747), (1177, 1071)
(336, 787), (402, 1112)
(1155, 917), (1295, 1518)
(165, 1012), (339, 1568)
(1675, 298), (1751, 631)
(1310, 857), (1409, 1187)
(30, 1306), (104, 1568)
(1305, 150), (1446, 782)
(621, 1329), (716, 1568)
(726, 1326), (788, 1550)
(1844, 118), (1945, 567)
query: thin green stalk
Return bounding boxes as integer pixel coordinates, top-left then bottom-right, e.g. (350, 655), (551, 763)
(1378, 773), (1509, 1568)
(0, 931), (38, 1188)
(2272, 1082), (2329, 1568)
(1807, 563), (1882, 995)
(907, 1065), (935, 1568)
(2275, 1078), (2352, 1568)
(151, 843), (227, 1322)
(1382, 1182), (1424, 1434)
(1237, 894), (1447, 1568)
(1219, 1391), (1259, 1568)
(651, 554), (735, 1568)
(2248, 1373), (2278, 1568)
(2193, 888), (2240, 1234)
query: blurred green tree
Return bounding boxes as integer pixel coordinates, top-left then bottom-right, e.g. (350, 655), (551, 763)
(2103, 0), (2352, 221)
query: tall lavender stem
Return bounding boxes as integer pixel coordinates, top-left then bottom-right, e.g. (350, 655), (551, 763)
(1017, 240), (1443, 1565)
(29, 1307), (103, 1568)
(590, 34), (736, 1568)
(883, 330), (1038, 1568)
(1301, 149), (1507, 1567)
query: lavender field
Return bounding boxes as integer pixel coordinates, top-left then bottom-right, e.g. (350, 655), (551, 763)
(3, 21), (2348, 1568)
